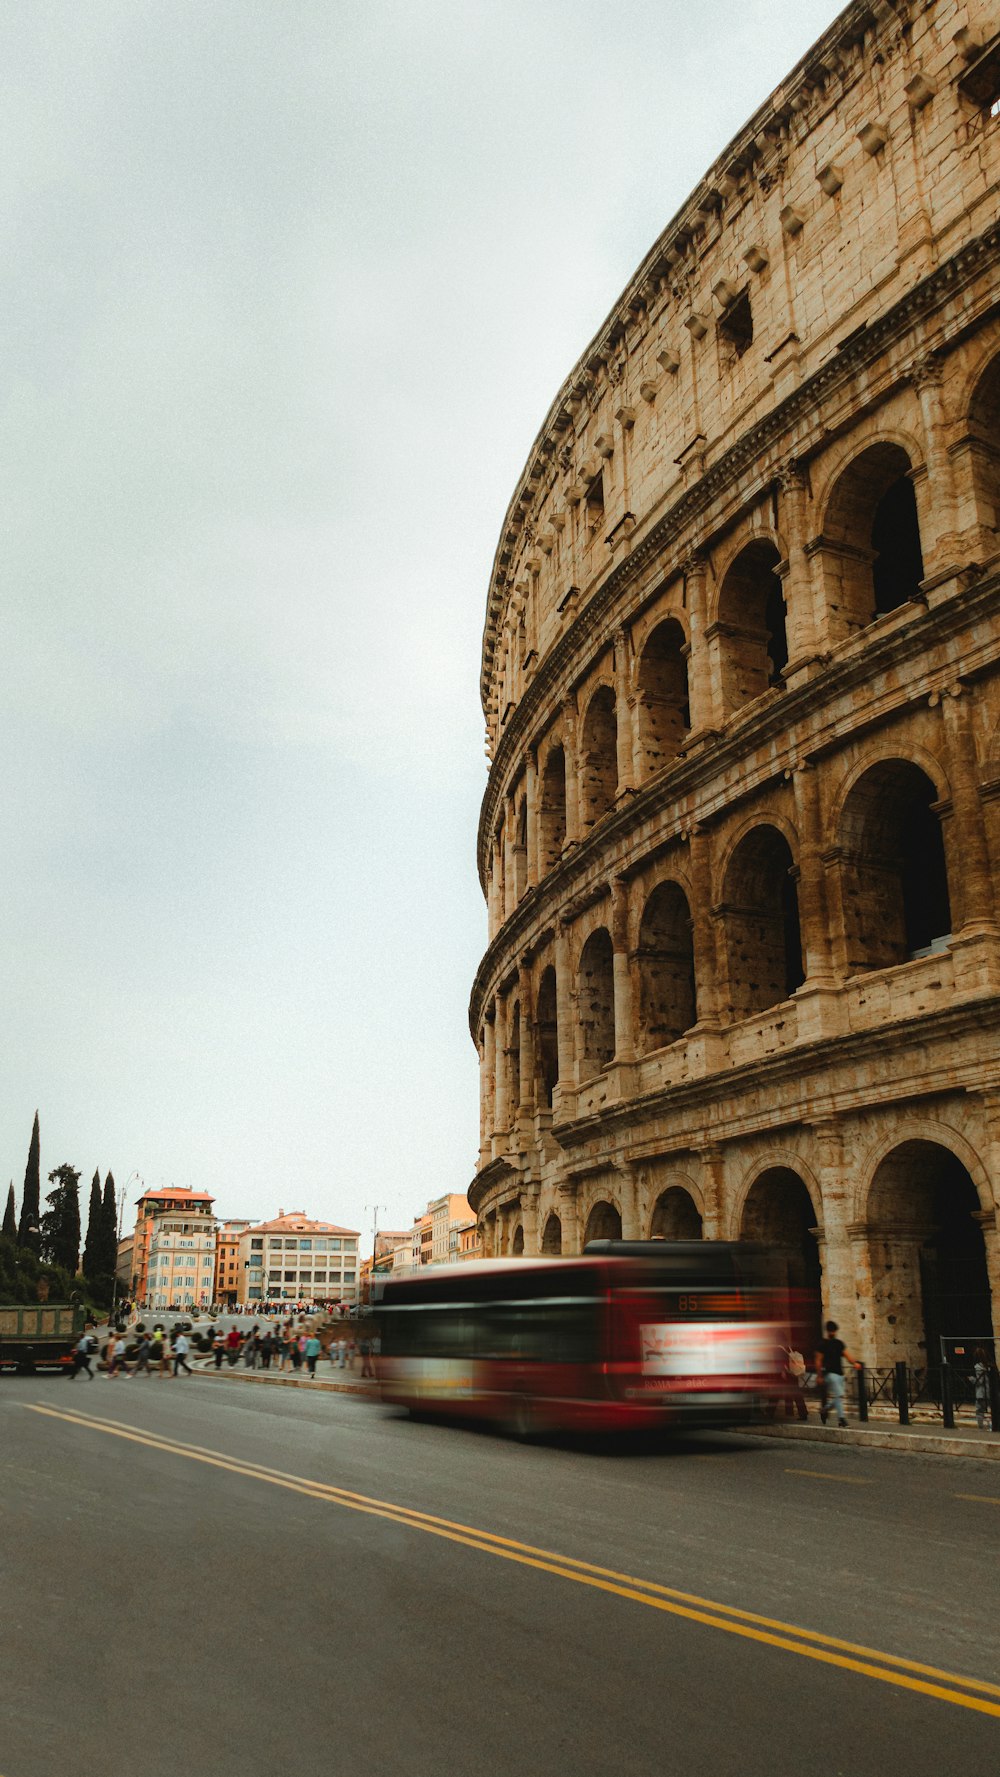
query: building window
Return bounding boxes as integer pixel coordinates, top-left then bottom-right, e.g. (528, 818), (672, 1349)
(718, 289), (753, 356)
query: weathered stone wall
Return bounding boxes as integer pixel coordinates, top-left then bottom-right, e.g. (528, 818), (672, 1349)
(471, 0), (1000, 1368)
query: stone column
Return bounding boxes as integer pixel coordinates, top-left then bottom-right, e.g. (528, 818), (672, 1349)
(910, 355), (958, 582)
(493, 993), (509, 1137)
(776, 459), (822, 681)
(617, 1163), (643, 1239)
(521, 1186), (541, 1259)
(810, 1119), (859, 1349)
(688, 826), (721, 1026)
(482, 1014), (496, 1148)
(558, 1180), (581, 1256)
(525, 749), (539, 889)
(699, 1145), (726, 1239)
(554, 920), (577, 1095)
(610, 877), (636, 1061)
(793, 764), (837, 985)
(939, 686), (996, 936)
(864, 1220), (933, 1367)
(491, 835), (503, 938)
(682, 552), (719, 738)
(562, 695), (581, 843)
(613, 627), (636, 795)
(503, 794), (517, 920)
(518, 963), (535, 1114)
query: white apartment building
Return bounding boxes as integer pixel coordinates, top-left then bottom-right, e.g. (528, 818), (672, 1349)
(238, 1210), (360, 1305)
(145, 1205), (217, 1308)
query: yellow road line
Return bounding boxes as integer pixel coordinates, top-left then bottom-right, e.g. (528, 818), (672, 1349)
(23, 1401), (1000, 1718)
(955, 1493), (1000, 1506)
(784, 1468), (875, 1486)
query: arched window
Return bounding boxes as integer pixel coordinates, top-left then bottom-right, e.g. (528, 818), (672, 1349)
(839, 761), (951, 972)
(723, 826), (803, 1016)
(578, 928), (615, 1077)
(966, 353), (1000, 538)
(535, 966), (559, 1108)
(740, 1168), (821, 1343)
(539, 746), (567, 873)
(822, 443), (925, 637)
(636, 620), (689, 778)
(541, 1213), (562, 1255)
(716, 540), (788, 715)
(580, 687), (618, 827)
(511, 1224), (524, 1256)
(649, 1187), (702, 1240)
(637, 882), (697, 1050)
(866, 1141), (992, 1365)
(583, 1200), (622, 1245)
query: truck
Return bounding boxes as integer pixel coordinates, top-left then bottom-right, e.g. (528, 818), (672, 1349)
(0, 1302), (88, 1375)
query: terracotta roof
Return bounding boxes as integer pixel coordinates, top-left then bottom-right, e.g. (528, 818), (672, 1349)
(246, 1211), (360, 1236)
(138, 1188), (214, 1204)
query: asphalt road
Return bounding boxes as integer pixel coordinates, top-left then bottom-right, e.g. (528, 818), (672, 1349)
(2, 1378), (999, 1777)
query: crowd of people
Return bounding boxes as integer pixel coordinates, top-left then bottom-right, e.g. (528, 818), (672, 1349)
(68, 1316), (377, 1382)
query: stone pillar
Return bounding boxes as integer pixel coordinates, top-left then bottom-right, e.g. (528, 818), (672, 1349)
(864, 1220), (933, 1367)
(491, 835), (503, 938)
(688, 826), (722, 1026)
(503, 795), (517, 920)
(810, 1120), (860, 1350)
(558, 1181), (581, 1256)
(554, 920), (577, 1096)
(617, 1163), (643, 1239)
(939, 686), (996, 936)
(610, 877), (635, 1062)
(521, 1186), (540, 1259)
(518, 963), (535, 1114)
(777, 460), (822, 681)
(700, 1145), (726, 1239)
(793, 764), (837, 985)
(493, 994), (509, 1137)
(910, 355), (958, 582)
(613, 627), (636, 795)
(682, 552), (719, 739)
(562, 695), (581, 844)
(482, 1015), (496, 1147)
(525, 749), (539, 889)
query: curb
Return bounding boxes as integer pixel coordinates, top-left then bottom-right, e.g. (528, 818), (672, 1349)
(745, 1421), (1000, 1460)
(191, 1367), (377, 1399)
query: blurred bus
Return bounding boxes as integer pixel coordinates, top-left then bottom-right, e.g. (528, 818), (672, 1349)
(378, 1242), (795, 1436)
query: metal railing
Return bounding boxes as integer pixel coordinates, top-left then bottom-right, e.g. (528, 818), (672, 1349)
(849, 1361), (999, 1431)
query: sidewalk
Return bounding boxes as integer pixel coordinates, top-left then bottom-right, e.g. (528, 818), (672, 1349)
(748, 1414), (1000, 1461)
(191, 1361), (377, 1398)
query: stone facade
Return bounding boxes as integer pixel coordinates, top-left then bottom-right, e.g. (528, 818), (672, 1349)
(469, 0), (1000, 1367)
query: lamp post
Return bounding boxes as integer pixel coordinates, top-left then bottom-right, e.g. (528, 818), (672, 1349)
(364, 1203), (386, 1309)
(110, 1171), (142, 1327)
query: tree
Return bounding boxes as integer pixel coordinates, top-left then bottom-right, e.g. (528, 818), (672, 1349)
(101, 1172), (118, 1281)
(17, 1111), (41, 1254)
(40, 1164), (81, 1277)
(82, 1171), (103, 1282)
(2, 1183), (15, 1241)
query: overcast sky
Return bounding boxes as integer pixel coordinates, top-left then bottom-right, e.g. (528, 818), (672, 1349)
(0, 0), (842, 1250)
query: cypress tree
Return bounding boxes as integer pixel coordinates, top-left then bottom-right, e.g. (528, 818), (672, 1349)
(82, 1171), (103, 1281)
(101, 1171), (118, 1278)
(17, 1112), (41, 1254)
(41, 1164), (81, 1277)
(2, 1183), (15, 1241)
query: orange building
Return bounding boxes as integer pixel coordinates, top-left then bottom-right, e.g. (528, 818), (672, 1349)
(132, 1186), (215, 1306)
(215, 1218), (252, 1306)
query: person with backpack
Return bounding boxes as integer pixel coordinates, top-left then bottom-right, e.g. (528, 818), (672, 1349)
(71, 1326), (96, 1380)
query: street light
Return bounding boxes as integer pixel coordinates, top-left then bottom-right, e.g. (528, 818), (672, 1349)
(110, 1171), (142, 1326)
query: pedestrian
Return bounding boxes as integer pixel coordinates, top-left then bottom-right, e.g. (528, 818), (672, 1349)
(244, 1327), (259, 1369)
(71, 1327), (96, 1380)
(783, 1344), (808, 1421)
(105, 1332), (122, 1378)
(290, 1334), (303, 1372)
(173, 1331), (193, 1377)
(973, 1347), (991, 1430)
(132, 1334), (153, 1377)
(213, 1328), (226, 1370)
(358, 1336), (374, 1380)
(814, 1320), (861, 1428)
(336, 1336), (347, 1370)
(226, 1325), (241, 1366)
(305, 1333), (321, 1378)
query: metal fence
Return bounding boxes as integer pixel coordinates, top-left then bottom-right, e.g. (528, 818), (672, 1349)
(851, 1359), (999, 1430)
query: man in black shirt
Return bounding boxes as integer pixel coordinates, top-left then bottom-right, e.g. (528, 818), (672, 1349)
(814, 1320), (862, 1427)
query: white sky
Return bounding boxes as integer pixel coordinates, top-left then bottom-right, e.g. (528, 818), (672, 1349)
(0, 0), (843, 1251)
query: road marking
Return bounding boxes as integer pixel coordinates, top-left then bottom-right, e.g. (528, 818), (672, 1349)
(785, 1468), (875, 1486)
(955, 1493), (1000, 1506)
(23, 1401), (1000, 1719)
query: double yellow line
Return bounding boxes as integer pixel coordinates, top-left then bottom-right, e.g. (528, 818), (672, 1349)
(25, 1401), (1000, 1720)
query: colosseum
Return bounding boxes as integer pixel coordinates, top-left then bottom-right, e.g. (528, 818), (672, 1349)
(468, 0), (1000, 1367)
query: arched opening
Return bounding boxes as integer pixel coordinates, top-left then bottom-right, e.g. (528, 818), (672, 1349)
(637, 882), (697, 1050)
(636, 619), (689, 778)
(511, 1224), (524, 1257)
(839, 761), (951, 972)
(580, 687), (618, 827)
(578, 928), (615, 1077)
(584, 1200), (623, 1245)
(822, 442), (925, 636)
(966, 353), (1000, 538)
(509, 1000), (521, 1113)
(650, 1186), (702, 1240)
(740, 1167), (822, 1342)
(722, 826), (804, 1016)
(535, 966), (559, 1109)
(513, 795), (528, 901)
(541, 1213), (562, 1255)
(866, 1140), (992, 1365)
(539, 746), (567, 874)
(716, 540), (788, 715)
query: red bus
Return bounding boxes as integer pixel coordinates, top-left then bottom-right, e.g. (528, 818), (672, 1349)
(378, 1241), (795, 1436)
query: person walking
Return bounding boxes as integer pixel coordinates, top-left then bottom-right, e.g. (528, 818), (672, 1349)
(814, 1321), (861, 1428)
(973, 1347), (992, 1430)
(784, 1344), (808, 1421)
(173, 1331), (193, 1377)
(71, 1327), (96, 1380)
(305, 1333), (321, 1378)
(132, 1333), (153, 1377)
(358, 1336), (374, 1380)
(225, 1325), (241, 1366)
(213, 1328), (226, 1370)
(105, 1332), (122, 1379)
